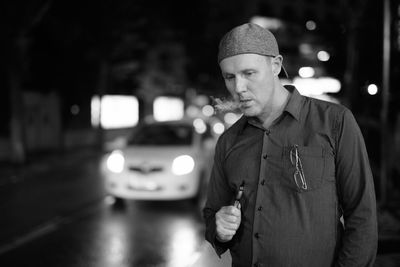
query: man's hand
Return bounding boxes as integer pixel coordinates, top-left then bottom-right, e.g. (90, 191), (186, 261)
(215, 205), (241, 242)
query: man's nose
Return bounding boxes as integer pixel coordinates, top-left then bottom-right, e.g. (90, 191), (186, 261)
(234, 77), (246, 93)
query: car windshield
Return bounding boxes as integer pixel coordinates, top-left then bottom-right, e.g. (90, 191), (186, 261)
(128, 123), (193, 146)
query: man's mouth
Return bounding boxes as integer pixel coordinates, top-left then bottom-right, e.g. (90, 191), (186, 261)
(239, 99), (253, 107)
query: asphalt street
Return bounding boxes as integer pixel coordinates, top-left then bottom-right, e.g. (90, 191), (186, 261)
(0, 148), (399, 266)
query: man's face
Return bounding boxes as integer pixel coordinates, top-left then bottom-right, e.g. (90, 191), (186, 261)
(219, 53), (281, 120)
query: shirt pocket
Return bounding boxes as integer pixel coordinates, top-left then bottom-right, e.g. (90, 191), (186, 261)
(283, 145), (325, 192)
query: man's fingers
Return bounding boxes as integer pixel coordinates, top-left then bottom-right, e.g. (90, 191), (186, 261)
(216, 219), (240, 231)
(220, 205), (241, 217)
(216, 224), (237, 236)
(217, 213), (239, 223)
(216, 206), (241, 225)
(215, 205), (242, 242)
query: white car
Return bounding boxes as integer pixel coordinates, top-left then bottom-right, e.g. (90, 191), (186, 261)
(102, 118), (216, 208)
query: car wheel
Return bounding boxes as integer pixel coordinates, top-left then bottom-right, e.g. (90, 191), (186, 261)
(113, 197), (126, 208)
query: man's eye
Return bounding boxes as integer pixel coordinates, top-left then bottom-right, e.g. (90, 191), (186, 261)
(224, 75), (234, 80)
(245, 71), (255, 76)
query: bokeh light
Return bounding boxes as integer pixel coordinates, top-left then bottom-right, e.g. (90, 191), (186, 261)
(367, 84), (378, 95)
(298, 67), (315, 78)
(317, 51), (330, 62)
(305, 20), (317, 31)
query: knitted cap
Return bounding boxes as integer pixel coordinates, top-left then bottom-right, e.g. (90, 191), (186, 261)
(218, 23), (288, 77)
(218, 23), (279, 62)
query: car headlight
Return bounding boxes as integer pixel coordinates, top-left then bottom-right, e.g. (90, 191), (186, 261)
(172, 155), (195, 175)
(106, 150), (125, 173)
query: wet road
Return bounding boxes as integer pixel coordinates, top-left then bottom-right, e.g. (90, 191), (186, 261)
(0, 149), (206, 267)
(1, 148), (400, 267)
(0, 199), (205, 267)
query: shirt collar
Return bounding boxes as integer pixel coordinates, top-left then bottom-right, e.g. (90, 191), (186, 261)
(243, 85), (303, 129)
(282, 85), (303, 121)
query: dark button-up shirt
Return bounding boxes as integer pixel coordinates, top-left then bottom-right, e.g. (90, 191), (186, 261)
(203, 86), (377, 267)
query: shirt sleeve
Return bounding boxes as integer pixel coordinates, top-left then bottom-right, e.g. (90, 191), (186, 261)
(203, 136), (236, 257)
(334, 108), (378, 267)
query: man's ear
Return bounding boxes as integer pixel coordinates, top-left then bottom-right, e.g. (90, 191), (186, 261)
(271, 55), (283, 76)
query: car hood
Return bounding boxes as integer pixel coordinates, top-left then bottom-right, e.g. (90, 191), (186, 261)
(121, 145), (198, 165)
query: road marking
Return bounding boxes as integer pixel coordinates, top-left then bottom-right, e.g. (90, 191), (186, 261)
(0, 197), (105, 256)
(0, 218), (60, 255)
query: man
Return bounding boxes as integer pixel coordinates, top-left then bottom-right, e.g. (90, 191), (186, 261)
(203, 23), (378, 267)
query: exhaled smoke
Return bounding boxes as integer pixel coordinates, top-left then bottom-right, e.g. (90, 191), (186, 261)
(211, 96), (241, 113)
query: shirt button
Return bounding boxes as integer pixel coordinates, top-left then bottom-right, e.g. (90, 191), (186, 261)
(258, 206), (262, 211)
(265, 129), (270, 135)
(254, 233), (259, 238)
(263, 154), (268, 159)
(261, 180), (265, 185)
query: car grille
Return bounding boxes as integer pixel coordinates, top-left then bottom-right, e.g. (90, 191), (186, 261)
(128, 166), (163, 174)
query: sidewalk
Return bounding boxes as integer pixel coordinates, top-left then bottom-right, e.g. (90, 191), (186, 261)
(0, 146), (103, 187)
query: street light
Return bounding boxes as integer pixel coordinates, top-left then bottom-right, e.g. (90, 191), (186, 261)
(367, 84), (378, 95)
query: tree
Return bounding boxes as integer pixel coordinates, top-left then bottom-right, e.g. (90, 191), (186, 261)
(1, 0), (52, 163)
(340, 0), (370, 108)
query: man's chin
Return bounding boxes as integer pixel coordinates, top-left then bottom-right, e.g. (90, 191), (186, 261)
(242, 108), (256, 117)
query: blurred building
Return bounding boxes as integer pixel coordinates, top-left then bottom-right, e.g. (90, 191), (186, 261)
(23, 92), (61, 152)
(0, 0), (393, 166)
(256, 0), (342, 22)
